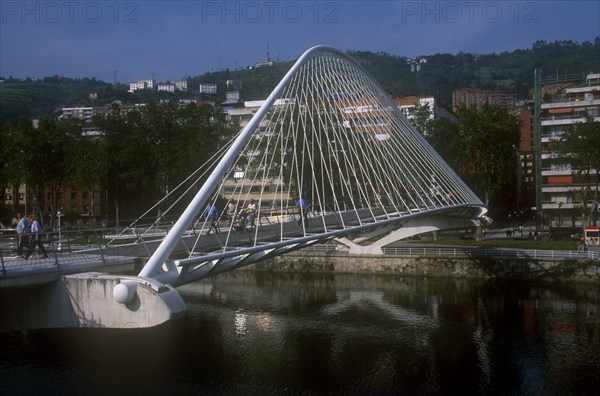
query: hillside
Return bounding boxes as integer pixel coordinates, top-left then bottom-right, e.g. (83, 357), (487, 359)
(1, 39), (598, 123)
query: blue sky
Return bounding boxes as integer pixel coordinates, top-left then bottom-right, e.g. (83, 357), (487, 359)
(1, 1), (599, 83)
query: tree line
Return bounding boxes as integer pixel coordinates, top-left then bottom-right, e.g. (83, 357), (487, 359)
(0, 101), (522, 226)
(0, 102), (238, 226)
(409, 103), (520, 215)
(2, 100), (598, 228)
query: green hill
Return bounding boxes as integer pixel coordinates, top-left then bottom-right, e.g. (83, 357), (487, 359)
(0, 76), (129, 123)
(1, 39), (599, 123)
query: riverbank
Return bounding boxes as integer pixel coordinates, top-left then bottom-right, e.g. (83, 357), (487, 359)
(256, 248), (600, 283)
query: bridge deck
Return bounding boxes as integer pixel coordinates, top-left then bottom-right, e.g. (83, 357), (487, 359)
(0, 252), (138, 288)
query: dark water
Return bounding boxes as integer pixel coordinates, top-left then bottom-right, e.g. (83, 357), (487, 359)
(1, 271), (600, 395)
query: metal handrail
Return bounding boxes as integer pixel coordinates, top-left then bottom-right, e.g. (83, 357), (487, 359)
(298, 243), (600, 261)
(380, 246), (599, 261)
(0, 227), (138, 277)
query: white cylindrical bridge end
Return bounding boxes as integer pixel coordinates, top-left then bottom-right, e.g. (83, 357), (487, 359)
(113, 281), (138, 305)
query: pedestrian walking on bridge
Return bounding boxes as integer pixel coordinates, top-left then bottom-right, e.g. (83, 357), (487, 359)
(204, 200), (220, 235)
(15, 213), (29, 257)
(24, 215), (47, 259)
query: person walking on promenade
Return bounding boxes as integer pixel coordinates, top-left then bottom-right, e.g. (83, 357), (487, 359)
(204, 200), (220, 235)
(15, 213), (29, 257)
(24, 215), (47, 259)
(225, 198), (236, 222)
(245, 199), (257, 230)
(296, 196), (309, 226)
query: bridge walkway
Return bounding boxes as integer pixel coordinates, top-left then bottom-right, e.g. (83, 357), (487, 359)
(0, 251), (138, 288)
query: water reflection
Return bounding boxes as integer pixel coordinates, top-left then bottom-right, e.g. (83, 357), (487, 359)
(178, 271), (600, 395)
(1, 271), (600, 395)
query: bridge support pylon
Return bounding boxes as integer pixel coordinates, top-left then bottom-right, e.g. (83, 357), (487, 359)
(0, 273), (187, 333)
(336, 213), (482, 255)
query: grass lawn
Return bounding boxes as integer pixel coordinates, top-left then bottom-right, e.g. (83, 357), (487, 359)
(425, 238), (579, 251)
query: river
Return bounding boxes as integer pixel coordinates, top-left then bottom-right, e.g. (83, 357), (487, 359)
(1, 271), (600, 395)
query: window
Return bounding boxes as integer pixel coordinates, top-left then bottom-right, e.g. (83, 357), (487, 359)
(550, 126), (564, 137)
(551, 163), (571, 171)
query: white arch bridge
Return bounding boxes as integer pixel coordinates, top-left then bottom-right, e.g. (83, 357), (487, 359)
(1, 46), (488, 331)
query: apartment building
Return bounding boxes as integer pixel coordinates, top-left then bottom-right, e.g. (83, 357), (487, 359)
(392, 95), (456, 132)
(220, 100), (288, 208)
(394, 96), (435, 119)
(171, 80), (188, 91)
(128, 81), (146, 93)
(128, 79), (155, 93)
(61, 107), (94, 120)
(512, 101), (537, 210)
(199, 83), (218, 94)
(539, 73), (600, 228)
(157, 83), (175, 93)
(1, 182), (103, 226)
(452, 88), (517, 112)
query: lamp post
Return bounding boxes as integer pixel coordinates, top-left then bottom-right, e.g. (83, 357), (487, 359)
(513, 145), (522, 206)
(57, 210), (64, 251)
(558, 201), (563, 227)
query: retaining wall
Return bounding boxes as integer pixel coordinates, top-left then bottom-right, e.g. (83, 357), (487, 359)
(254, 250), (600, 283)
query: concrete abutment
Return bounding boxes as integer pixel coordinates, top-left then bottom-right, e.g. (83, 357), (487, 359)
(0, 273), (187, 333)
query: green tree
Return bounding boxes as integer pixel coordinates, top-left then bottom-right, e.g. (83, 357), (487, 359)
(426, 117), (462, 173)
(28, 117), (83, 225)
(553, 116), (600, 227)
(94, 105), (162, 224)
(94, 102), (236, 224)
(407, 103), (433, 136)
(456, 104), (520, 206)
(67, 131), (105, 193)
(0, 119), (34, 219)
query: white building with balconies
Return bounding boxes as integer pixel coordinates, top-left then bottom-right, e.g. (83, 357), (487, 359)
(157, 83), (175, 93)
(540, 73), (600, 228)
(199, 83), (218, 94)
(171, 80), (188, 91)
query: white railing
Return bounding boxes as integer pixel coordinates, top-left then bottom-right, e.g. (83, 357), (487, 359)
(380, 246), (599, 261)
(0, 227), (140, 277)
(298, 244), (599, 261)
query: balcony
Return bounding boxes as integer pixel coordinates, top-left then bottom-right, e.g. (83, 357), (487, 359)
(542, 186), (573, 193)
(541, 98), (600, 109)
(542, 202), (577, 210)
(541, 135), (561, 143)
(541, 169), (571, 176)
(541, 116), (587, 126)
